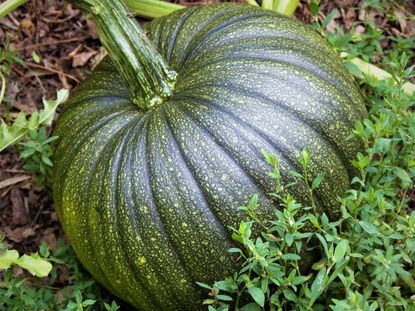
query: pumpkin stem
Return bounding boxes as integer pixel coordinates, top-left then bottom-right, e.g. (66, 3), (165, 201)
(70, 0), (177, 110)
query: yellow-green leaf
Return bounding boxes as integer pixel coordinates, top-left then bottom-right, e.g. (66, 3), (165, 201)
(16, 253), (52, 277)
(0, 249), (19, 269)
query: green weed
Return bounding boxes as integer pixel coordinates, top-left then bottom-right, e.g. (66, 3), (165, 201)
(197, 3), (415, 310)
(0, 239), (120, 310)
(18, 127), (58, 189)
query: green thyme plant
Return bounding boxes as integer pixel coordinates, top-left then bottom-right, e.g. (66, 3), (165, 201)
(0, 239), (120, 310)
(18, 127), (58, 188)
(197, 49), (415, 311)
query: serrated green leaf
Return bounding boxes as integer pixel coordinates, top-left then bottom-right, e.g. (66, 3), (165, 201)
(28, 111), (40, 130)
(0, 122), (13, 143)
(14, 112), (28, 129)
(39, 89), (68, 126)
(0, 89), (68, 152)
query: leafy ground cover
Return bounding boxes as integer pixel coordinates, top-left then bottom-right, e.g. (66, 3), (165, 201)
(0, 0), (414, 310)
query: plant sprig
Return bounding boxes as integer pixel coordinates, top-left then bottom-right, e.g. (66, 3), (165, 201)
(0, 88), (69, 152)
(0, 237), (52, 278)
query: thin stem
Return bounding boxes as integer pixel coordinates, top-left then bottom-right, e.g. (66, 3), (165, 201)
(234, 265), (253, 310)
(396, 187), (408, 214)
(262, 0), (275, 10)
(70, 0), (177, 110)
(260, 0), (299, 15)
(341, 52), (415, 97)
(0, 0), (299, 24)
(124, 0), (183, 19)
(302, 163), (318, 215)
(0, 71), (6, 105)
(125, 0), (299, 18)
(0, 0), (28, 18)
(274, 0), (299, 16)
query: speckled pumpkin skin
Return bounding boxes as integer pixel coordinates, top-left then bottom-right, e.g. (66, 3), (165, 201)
(53, 3), (366, 310)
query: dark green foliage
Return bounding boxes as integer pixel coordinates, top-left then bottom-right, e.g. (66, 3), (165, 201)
(0, 240), (120, 311)
(18, 127), (58, 189)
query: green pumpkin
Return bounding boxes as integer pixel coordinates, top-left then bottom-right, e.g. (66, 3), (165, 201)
(53, 2), (366, 310)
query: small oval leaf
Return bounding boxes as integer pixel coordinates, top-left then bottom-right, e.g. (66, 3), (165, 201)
(248, 287), (265, 307)
(334, 240), (349, 263)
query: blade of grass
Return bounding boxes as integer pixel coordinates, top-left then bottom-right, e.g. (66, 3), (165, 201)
(262, 0), (275, 10)
(0, 0), (28, 19)
(0, 71), (6, 105)
(246, 0), (259, 7)
(124, 0), (183, 19)
(274, 0), (299, 16)
(341, 52), (415, 97)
